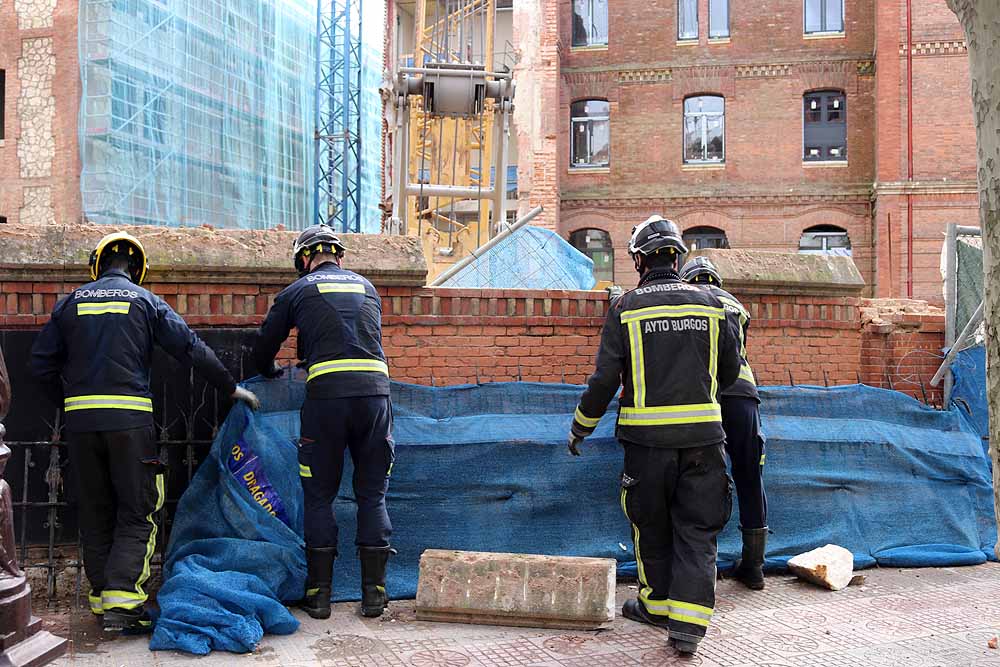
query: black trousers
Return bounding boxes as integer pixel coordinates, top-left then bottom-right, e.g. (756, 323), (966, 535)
(720, 395), (767, 530)
(621, 442), (732, 644)
(298, 396), (394, 550)
(70, 426), (164, 612)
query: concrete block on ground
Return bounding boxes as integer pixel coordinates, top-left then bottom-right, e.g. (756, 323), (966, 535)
(788, 544), (855, 591)
(415, 549), (616, 630)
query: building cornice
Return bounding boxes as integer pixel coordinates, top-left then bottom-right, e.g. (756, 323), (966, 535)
(873, 180), (978, 196)
(562, 54), (875, 77)
(561, 186), (874, 208)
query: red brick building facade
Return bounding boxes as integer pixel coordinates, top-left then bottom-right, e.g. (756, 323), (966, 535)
(515, 0), (977, 303)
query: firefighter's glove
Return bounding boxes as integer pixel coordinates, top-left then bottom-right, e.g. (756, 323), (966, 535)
(232, 386), (261, 411)
(262, 362), (285, 380)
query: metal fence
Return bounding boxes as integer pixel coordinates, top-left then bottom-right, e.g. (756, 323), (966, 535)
(943, 223), (984, 405)
(1, 328), (255, 606)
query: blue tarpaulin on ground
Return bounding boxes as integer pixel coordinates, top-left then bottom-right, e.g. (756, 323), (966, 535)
(151, 376), (996, 654)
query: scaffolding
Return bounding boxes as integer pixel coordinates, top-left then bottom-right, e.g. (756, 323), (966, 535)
(79, 0), (318, 230)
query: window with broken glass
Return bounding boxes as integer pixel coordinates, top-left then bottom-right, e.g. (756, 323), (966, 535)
(803, 90), (847, 161)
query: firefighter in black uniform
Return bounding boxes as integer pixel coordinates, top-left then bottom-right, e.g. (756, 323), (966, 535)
(568, 216), (741, 655)
(253, 225), (394, 621)
(30, 232), (259, 632)
(681, 256), (768, 590)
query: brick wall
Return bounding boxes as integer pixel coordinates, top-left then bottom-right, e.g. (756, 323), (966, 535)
(860, 299), (946, 405)
(527, 0), (980, 305)
(0, 280), (945, 403)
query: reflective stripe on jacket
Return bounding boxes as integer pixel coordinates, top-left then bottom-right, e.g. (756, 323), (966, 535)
(253, 262), (389, 399)
(703, 285), (759, 402)
(30, 269), (236, 432)
(572, 269), (742, 448)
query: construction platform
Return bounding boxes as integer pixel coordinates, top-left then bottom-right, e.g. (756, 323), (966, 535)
(44, 563), (1000, 666)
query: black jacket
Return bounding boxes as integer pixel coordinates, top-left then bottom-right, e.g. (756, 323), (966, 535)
(254, 261), (389, 399)
(702, 284), (759, 402)
(572, 269), (742, 448)
(30, 269), (236, 433)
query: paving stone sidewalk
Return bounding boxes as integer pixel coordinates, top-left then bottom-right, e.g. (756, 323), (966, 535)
(47, 563), (1000, 666)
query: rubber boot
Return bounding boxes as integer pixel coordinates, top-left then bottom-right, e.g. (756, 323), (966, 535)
(669, 637), (699, 655)
(621, 598), (670, 630)
(301, 547), (336, 619)
(103, 606), (153, 634)
(359, 546), (395, 618)
(733, 526), (768, 590)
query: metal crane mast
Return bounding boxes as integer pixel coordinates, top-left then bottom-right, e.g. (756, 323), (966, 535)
(315, 0), (364, 232)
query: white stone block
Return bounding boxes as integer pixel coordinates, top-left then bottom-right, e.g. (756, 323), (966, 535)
(787, 544), (855, 591)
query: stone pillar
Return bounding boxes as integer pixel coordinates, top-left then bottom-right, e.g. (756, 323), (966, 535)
(0, 346), (67, 666)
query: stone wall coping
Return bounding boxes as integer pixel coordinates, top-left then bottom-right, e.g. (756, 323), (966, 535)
(690, 249), (866, 297)
(0, 224), (428, 287)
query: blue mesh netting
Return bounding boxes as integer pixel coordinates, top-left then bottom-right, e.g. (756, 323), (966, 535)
(152, 376), (996, 654)
(78, 0), (384, 232)
(438, 226), (598, 290)
(952, 345), (988, 442)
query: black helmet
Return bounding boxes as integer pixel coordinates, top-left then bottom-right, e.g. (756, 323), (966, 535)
(89, 231), (149, 285)
(680, 256), (723, 286)
(293, 224), (348, 276)
(628, 215), (688, 257)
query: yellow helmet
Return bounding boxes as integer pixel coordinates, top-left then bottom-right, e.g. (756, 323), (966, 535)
(88, 232), (149, 285)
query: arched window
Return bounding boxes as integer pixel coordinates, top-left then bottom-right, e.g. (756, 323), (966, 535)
(572, 0), (608, 48)
(570, 228), (615, 283)
(683, 96), (725, 164)
(799, 224), (852, 256)
(803, 90), (847, 161)
(683, 226), (729, 251)
(571, 100), (610, 169)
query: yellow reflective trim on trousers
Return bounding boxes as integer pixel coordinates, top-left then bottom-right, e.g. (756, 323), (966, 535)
(317, 283), (366, 294)
(77, 301), (131, 316)
(619, 404), (722, 426)
(672, 612), (711, 627)
(739, 365), (756, 385)
(622, 486), (653, 607)
(102, 590), (145, 611)
(760, 454), (766, 465)
(639, 591), (672, 617)
(709, 317), (719, 399)
(668, 599), (714, 617)
(299, 464), (313, 478)
(306, 587), (320, 596)
(64, 395), (153, 413)
(134, 472), (165, 599)
(574, 406), (600, 428)
(620, 304), (726, 323)
(89, 592), (103, 614)
(307, 359), (389, 382)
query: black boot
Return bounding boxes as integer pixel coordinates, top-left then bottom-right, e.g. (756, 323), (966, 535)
(621, 598), (670, 630)
(301, 547), (336, 619)
(733, 526), (767, 590)
(669, 637), (699, 654)
(359, 546), (395, 618)
(103, 606), (153, 634)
